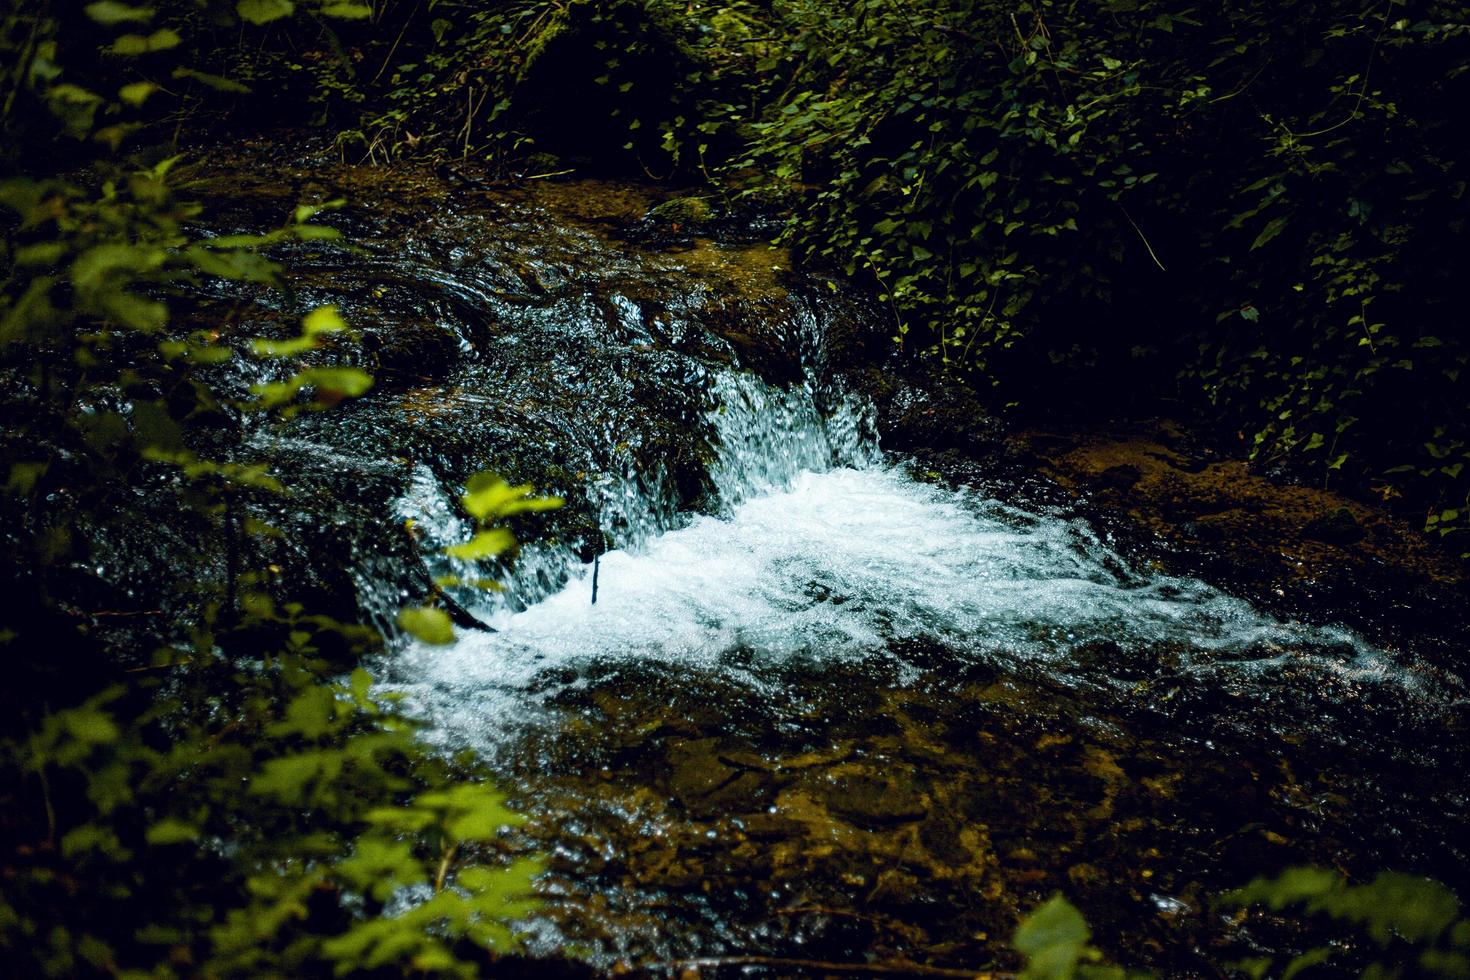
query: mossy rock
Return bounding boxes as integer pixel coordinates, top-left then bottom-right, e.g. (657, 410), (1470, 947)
(1303, 505), (1365, 545)
(647, 196), (718, 228)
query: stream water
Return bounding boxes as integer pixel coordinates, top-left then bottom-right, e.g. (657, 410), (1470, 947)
(389, 366), (1464, 974)
(186, 161), (1467, 974)
(393, 370), (1434, 753)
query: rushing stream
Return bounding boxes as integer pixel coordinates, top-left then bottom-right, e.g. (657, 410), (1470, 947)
(183, 161), (1467, 974)
(387, 366), (1464, 973)
(392, 369), (1433, 752)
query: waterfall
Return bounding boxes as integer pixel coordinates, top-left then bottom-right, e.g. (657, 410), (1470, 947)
(387, 366), (1448, 755)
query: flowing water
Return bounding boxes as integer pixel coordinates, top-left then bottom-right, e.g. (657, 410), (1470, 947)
(388, 366), (1466, 974)
(182, 160), (1468, 974)
(393, 370), (1437, 753)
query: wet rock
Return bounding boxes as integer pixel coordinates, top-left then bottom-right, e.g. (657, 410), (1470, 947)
(1303, 506), (1365, 545)
(1009, 422), (1467, 654)
(1096, 463), (1143, 490)
(738, 812), (807, 841)
(918, 813), (981, 867)
(360, 318), (465, 382)
(824, 770), (929, 828)
(667, 738), (739, 803)
(876, 380), (1007, 460)
(1187, 509), (1242, 544)
(646, 196), (717, 231)
(866, 868), (925, 908)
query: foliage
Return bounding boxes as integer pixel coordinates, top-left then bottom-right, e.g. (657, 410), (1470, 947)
(695, 0), (1468, 550)
(250, 0), (1467, 554)
(1, 4), (558, 975)
(1011, 871), (1470, 979)
(1226, 867), (1470, 979)
(9, 0), (1462, 547)
(4, 639), (541, 977)
(1013, 894), (1143, 980)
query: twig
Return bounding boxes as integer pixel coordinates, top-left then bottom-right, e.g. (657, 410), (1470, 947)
(38, 765), (57, 849)
(774, 905), (899, 926)
(2, 5), (46, 125)
(434, 841), (458, 892)
(124, 660), (194, 674)
(649, 956), (1009, 978)
(402, 524), (494, 632)
(371, 0), (422, 85)
(78, 608), (166, 619)
(1120, 205), (1167, 272)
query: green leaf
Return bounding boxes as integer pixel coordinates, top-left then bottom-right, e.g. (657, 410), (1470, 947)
(398, 607), (454, 645)
(251, 751), (341, 804)
(1015, 894), (1090, 980)
(303, 305), (346, 334)
(349, 667), (373, 703)
(1250, 215), (1289, 250)
(107, 28), (181, 55)
(1282, 947), (1334, 980)
(14, 242), (66, 266)
(187, 246), (281, 284)
(251, 306), (344, 356)
(119, 81), (159, 106)
(172, 67), (253, 94)
(320, 2), (372, 18)
(445, 529), (516, 561)
(461, 474), (562, 522)
(270, 686), (337, 739)
(293, 198), (345, 224)
(237, 0), (294, 25)
(73, 243), (164, 292)
(7, 462), (48, 496)
(62, 823), (128, 860)
(302, 367), (372, 398)
(335, 837), (426, 901)
(85, 2), (155, 25)
(145, 819), (200, 845)
(99, 291), (167, 331)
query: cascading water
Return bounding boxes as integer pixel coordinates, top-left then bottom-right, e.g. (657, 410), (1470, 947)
(160, 163), (1470, 973)
(388, 365), (1445, 756)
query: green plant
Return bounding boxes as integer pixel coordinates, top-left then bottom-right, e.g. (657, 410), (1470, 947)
(1013, 894), (1144, 979)
(1, 5), (560, 974)
(1227, 868), (1470, 979)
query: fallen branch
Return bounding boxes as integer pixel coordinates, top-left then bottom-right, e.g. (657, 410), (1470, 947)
(402, 522), (495, 633)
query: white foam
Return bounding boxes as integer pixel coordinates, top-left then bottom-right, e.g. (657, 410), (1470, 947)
(393, 461), (1431, 751)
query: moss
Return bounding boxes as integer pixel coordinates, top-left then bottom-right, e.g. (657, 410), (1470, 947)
(647, 195), (716, 227)
(1017, 422), (1466, 588)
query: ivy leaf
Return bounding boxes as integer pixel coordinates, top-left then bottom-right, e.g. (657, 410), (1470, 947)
(397, 607), (454, 645)
(237, 0), (294, 25)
